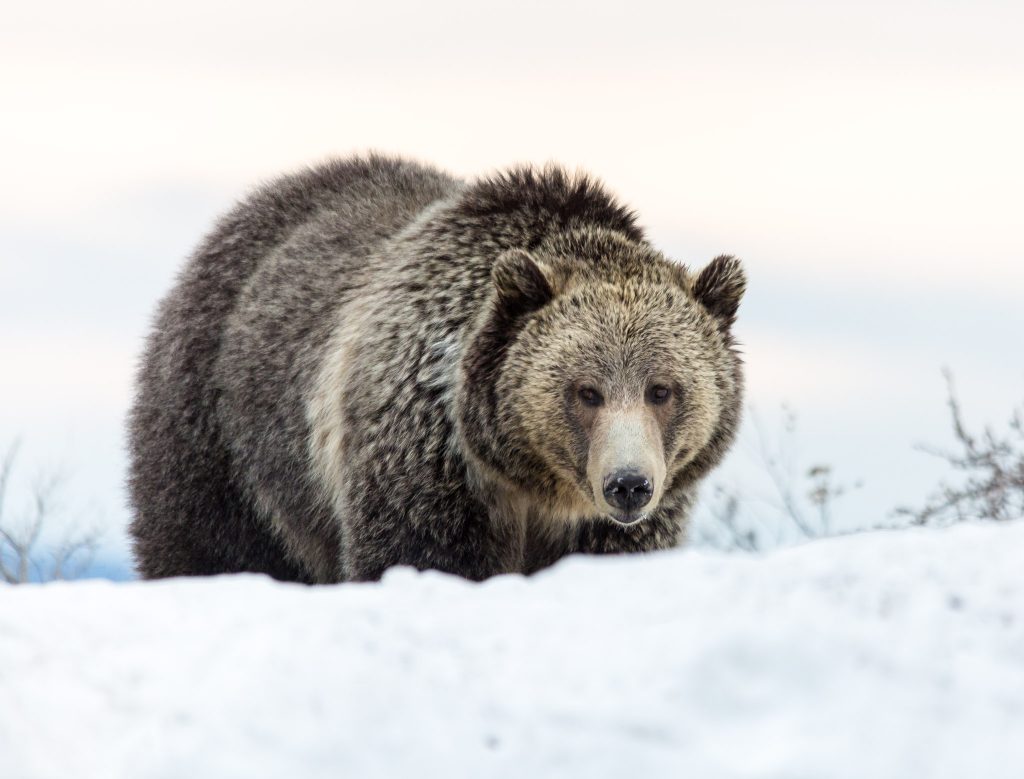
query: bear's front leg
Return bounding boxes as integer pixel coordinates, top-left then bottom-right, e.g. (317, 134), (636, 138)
(338, 475), (524, 582)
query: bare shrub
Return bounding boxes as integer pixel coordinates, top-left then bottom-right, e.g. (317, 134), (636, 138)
(695, 405), (862, 551)
(0, 441), (101, 584)
(898, 370), (1024, 525)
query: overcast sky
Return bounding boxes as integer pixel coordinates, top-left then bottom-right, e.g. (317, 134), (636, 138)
(2, 0), (1022, 565)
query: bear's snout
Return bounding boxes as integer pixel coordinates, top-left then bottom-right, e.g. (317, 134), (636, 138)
(602, 470), (654, 520)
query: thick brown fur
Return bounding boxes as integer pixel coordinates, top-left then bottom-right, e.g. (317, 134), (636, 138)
(128, 154), (746, 582)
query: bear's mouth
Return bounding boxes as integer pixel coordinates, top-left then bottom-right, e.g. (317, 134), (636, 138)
(607, 511), (648, 526)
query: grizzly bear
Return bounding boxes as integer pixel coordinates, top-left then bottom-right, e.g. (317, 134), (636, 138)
(128, 154), (745, 583)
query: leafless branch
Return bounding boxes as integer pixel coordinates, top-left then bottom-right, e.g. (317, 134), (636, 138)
(0, 441), (101, 584)
(700, 405), (862, 552)
(897, 370), (1024, 525)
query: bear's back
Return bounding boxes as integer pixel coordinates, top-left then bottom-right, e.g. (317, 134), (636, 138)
(128, 155), (459, 582)
(214, 157), (462, 577)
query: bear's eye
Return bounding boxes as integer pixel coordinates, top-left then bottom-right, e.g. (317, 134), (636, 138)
(647, 385), (672, 405)
(578, 386), (604, 407)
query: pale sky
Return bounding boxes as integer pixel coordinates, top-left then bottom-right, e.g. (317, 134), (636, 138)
(1, 0), (1022, 566)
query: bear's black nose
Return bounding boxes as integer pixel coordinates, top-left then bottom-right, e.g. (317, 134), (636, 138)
(603, 472), (654, 513)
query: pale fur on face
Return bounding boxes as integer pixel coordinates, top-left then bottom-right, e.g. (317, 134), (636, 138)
(586, 401), (667, 521)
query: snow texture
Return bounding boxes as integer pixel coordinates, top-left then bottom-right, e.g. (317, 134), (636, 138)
(1, 521), (1022, 779)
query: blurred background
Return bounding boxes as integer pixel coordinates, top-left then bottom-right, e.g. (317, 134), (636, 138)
(1, 0), (1021, 578)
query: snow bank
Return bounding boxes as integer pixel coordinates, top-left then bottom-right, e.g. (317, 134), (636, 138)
(1, 522), (1022, 779)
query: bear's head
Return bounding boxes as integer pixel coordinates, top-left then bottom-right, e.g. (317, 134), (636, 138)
(459, 228), (745, 526)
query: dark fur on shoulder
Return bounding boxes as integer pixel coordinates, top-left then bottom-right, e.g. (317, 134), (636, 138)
(128, 154), (746, 582)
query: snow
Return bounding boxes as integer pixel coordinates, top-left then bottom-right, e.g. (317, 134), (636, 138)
(1, 522), (1022, 779)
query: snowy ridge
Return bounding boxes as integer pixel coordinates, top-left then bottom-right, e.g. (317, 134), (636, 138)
(1, 522), (1022, 779)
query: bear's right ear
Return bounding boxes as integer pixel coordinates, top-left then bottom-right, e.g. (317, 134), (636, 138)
(491, 249), (554, 318)
(692, 254), (746, 329)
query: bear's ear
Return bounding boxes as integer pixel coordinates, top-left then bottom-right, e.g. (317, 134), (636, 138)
(692, 254), (746, 329)
(491, 248), (554, 318)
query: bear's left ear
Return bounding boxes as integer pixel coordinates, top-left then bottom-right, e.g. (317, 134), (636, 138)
(491, 248), (555, 319)
(692, 254), (746, 329)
